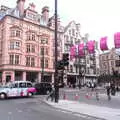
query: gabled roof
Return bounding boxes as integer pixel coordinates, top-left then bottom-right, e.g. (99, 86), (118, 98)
(64, 20), (80, 33)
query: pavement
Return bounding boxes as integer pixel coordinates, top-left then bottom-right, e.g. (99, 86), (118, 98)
(44, 92), (120, 120)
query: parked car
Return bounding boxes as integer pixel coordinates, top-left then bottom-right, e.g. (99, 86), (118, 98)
(0, 81), (36, 99)
(34, 82), (52, 95)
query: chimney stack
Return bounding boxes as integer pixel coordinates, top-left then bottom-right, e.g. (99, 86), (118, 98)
(42, 6), (49, 23)
(17, 0), (25, 17)
(29, 3), (36, 11)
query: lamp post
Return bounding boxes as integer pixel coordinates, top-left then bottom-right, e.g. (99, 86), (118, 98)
(83, 45), (87, 85)
(54, 0), (59, 103)
(41, 39), (46, 82)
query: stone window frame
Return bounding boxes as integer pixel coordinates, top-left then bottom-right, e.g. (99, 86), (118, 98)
(9, 54), (20, 65)
(26, 43), (35, 53)
(26, 32), (36, 41)
(10, 27), (22, 38)
(9, 41), (20, 50)
(26, 56), (35, 67)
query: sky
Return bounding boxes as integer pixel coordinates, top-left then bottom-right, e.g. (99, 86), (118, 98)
(1, 0), (120, 49)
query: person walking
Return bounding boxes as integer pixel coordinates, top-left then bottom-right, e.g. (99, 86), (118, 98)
(110, 82), (116, 96)
(106, 86), (111, 101)
(46, 88), (55, 101)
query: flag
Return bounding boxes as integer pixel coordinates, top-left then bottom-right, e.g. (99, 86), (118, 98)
(114, 32), (120, 48)
(87, 41), (95, 54)
(70, 45), (76, 60)
(78, 43), (85, 56)
(100, 37), (108, 51)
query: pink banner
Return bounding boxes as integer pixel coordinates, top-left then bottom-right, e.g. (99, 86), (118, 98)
(70, 45), (76, 60)
(78, 43), (85, 56)
(87, 41), (95, 54)
(100, 37), (108, 51)
(114, 32), (120, 48)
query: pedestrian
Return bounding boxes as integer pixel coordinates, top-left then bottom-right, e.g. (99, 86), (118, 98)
(95, 87), (99, 101)
(78, 83), (81, 90)
(46, 88), (55, 101)
(91, 82), (94, 91)
(110, 83), (116, 96)
(106, 86), (111, 101)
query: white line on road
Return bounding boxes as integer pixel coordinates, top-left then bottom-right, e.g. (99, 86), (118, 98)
(8, 112), (12, 115)
(18, 110), (22, 113)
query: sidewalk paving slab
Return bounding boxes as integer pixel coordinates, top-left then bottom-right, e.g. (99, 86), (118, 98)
(44, 99), (120, 120)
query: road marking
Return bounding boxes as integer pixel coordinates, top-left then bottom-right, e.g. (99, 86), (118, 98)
(18, 110), (22, 113)
(73, 113), (87, 118)
(8, 112), (12, 115)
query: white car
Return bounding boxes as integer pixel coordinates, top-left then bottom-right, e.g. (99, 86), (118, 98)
(0, 81), (36, 99)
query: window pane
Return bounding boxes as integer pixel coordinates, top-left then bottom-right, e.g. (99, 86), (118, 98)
(19, 83), (26, 88)
(15, 55), (19, 65)
(9, 54), (14, 64)
(15, 42), (20, 49)
(26, 44), (30, 53)
(31, 57), (35, 67)
(26, 57), (30, 66)
(31, 45), (35, 53)
(27, 83), (32, 88)
(10, 41), (14, 49)
(16, 30), (20, 37)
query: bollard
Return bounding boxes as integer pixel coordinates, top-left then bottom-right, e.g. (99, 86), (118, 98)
(63, 93), (66, 100)
(85, 93), (90, 99)
(74, 93), (79, 100)
(96, 92), (99, 101)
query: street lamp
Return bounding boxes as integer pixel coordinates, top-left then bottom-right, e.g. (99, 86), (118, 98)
(41, 39), (46, 82)
(83, 45), (87, 84)
(54, 0), (59, 103)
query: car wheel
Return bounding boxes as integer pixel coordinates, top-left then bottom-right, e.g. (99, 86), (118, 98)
(27, 92), (33, 97)
(0, 93), (6, 99)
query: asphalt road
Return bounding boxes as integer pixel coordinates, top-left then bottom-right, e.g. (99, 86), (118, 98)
(0, 96), (90, 120)
(0, 88), (119, 120)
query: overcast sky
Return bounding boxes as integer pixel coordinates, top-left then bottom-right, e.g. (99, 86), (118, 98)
(1, 0), (120, 49)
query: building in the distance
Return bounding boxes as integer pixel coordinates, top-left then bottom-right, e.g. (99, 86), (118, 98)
(0, 0), (63, 84)
(99, 48), (120, 75)
(62, 21), (82, 86)
(62, 21), (98, 87)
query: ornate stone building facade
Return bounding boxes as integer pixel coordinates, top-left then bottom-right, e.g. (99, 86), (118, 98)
(62, 21), (97, 86)
(0, 0), (63, 84)
(62, 21), (81, 85)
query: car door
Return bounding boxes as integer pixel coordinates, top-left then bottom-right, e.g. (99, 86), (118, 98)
(19, 82), (28, 96)
(7, 83), (19, 97)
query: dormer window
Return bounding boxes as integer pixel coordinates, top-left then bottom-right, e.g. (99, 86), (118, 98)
(27, 12), (36, 20)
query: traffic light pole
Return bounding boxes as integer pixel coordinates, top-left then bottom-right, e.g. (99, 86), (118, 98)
(54, 0), (59, 103)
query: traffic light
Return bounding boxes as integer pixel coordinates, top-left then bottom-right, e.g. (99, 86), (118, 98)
(56, 60), (64, 70)
(63, 53), (69, 66)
